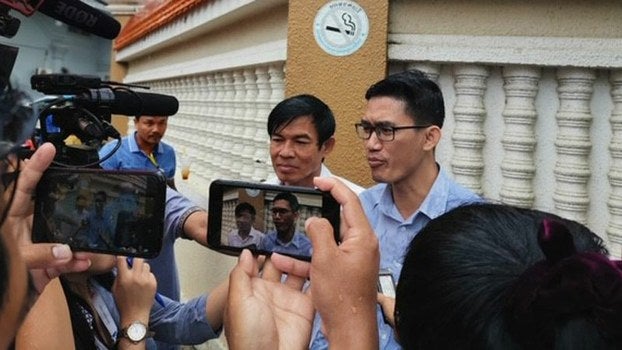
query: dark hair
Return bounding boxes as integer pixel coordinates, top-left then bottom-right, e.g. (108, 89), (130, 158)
(95, 190), (107, 200)
(365, 69), (445, 128)
(273, 192), (300, 213)
(395, 203), (618, 349)
(235, 202), (256, 217)
(266, 94), (336, 148)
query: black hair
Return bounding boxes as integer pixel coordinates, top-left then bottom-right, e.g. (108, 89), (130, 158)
(235, 202), (256, 217)
(266, 94), (336, 148)
(273, 192), (300, 213)
(395, 203), (616, 349)
(365, 69), (445, 128)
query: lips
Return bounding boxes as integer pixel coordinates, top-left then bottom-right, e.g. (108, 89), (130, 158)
(276, 164), (297, 174)
(367, 157), (385, 168)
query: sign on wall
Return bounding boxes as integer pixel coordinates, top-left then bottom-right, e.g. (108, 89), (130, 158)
(313, 0), (369, 57)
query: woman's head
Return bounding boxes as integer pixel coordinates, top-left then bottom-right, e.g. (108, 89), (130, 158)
(395, 203), (620, 349)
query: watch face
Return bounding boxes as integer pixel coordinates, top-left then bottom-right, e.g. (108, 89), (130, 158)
(127, 322), (147, 341)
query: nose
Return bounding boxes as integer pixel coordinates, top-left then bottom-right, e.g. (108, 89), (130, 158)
(277, 141), (295, 158)
(365, 131), (382, 151)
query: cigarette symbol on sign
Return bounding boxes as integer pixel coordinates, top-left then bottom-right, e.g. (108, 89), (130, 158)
(325, 25), (353, 35)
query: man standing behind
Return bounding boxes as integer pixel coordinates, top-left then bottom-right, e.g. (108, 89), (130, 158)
(99, 115), (177, 189)
(265, 94), (364, 193)
(259, 192), (312, 257)
(310, 70), (482, 349)
(227, 202), (264, 248)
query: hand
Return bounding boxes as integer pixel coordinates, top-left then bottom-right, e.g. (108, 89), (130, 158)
(271, 177), (380, 349)
(377, 293), (396, 327)
(112, 257), (156, 326)
(4, 143), (91, 293)
(225, 249), (314, 350)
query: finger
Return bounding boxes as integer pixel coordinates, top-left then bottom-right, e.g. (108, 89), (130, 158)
(21, 243), (82, 269)
(116, 256), (130, 275)
(270, 253), (310, 279)
(228, 250), (255, 301)
(305, 217), (338, 263)
(283, 273), (306, 291)
(261, 257), (282, 282)
(313, 177), (371, 241)
(11, 143), (56, 217)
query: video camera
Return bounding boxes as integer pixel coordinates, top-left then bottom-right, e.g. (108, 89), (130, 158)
(31, 73), (179, 167)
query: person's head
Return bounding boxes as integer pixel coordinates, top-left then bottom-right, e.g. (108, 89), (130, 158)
(75, 194), (89, 210)
(93, 191), (107, 211)
(395, 203), (620, 349)
(271, 192), (300, 237)
(234, 202), (257, 235)
(359, 70), (444, 184)
(267, 94), (336, 187)
(133, 115), (169, 148)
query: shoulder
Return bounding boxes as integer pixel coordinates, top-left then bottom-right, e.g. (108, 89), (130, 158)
(360, 183), (386, 202)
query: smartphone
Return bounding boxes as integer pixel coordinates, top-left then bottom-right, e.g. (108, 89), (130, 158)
(378, 271), (396, 298)
(207, 179), (341, 261)
(32, 167), (167, 258)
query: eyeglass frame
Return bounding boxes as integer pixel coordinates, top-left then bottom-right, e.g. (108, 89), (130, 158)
(354, 122), (432, 142)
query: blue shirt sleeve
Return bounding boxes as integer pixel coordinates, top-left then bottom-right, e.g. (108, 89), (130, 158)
(149, 294), (219, 344)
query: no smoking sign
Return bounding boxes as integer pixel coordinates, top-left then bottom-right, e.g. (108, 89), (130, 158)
(313, 0), (369, 57)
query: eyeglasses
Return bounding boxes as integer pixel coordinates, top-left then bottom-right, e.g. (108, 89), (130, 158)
(354, 123), (431, 142)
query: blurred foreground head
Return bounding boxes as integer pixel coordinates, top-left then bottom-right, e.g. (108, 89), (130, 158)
(396, 203), (622, 350)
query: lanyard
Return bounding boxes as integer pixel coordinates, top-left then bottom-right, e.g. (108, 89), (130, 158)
(147, 152), (159, 167)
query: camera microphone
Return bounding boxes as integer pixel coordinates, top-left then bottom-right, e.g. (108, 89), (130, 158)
(75, 88), (179, 116)
(37, 0), (121, 39)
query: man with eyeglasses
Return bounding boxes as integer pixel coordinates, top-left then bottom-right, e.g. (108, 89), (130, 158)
(258, 192), (312, 257)
(309, 70), (481, 350)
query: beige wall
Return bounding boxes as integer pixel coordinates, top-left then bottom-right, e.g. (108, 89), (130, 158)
(286, 0), (389, 187)
(109, 15), (133, 136)
(390, 0), (622, 37)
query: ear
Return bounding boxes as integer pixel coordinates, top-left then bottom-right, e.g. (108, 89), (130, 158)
(321, 136), (336, 155)
(423, 126), (441, 151)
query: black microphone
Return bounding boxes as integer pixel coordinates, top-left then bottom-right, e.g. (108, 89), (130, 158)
(38, 0), (120, 39)
(77, 88), (179, 116)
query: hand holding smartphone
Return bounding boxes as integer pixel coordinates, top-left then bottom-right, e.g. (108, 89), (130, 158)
(207, 179), (340, 261)
(32, 167), (166, 258)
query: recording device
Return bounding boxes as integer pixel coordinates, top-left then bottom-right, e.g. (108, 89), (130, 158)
(207, 179), (341, 261)
(378, 271), (396, 298)
(32, 167), (167, 258)
(0, 0), (121, 39)
(31, 73), (179, 167)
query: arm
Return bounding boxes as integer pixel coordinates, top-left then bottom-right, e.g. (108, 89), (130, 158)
(270, 177), (380, 350)
(15, 278), (75, 350)
(113, 257), (156, 350)
(164, 187), (207, 246)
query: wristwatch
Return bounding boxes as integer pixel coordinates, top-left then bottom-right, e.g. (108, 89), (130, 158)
(120, 321), (152, 344)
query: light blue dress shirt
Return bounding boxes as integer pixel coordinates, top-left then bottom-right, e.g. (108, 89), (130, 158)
(309, 167), (482, 350)
(99, 132), (177, 181)
(259, 230), (313, 256)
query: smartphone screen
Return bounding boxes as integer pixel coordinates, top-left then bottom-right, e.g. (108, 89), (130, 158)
(32, 167), (166, 258)
(378, 272), (396, 298)
(207, 179), (340, 261)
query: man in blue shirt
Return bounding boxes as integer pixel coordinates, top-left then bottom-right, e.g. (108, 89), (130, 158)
(99, 115), (177, 189)
(310, 70), (482, 349)
(259, 192), (312, 257)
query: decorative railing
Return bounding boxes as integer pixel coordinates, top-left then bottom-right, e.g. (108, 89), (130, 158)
(389, 33), (622, 257)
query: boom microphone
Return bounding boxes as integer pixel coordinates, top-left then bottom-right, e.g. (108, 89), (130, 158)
(38, 0), (120, 39)
(76, 88), (179, 116)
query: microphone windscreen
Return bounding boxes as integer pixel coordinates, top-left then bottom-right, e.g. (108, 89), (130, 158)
(38, 0), (121, 40)
(111, 90), (179, 117)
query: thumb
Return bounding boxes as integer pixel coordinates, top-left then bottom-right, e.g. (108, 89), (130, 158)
(21, 243), (73, 269)
(305, 217), (338, 262)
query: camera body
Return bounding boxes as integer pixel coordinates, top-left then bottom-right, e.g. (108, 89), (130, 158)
(207, 179), (341, 261)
